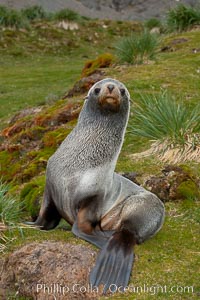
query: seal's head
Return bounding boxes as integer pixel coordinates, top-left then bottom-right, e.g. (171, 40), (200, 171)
(86, 78), (130, 113)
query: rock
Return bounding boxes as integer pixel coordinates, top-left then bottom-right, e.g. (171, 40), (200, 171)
(58, 21), (79, 30)
(192, 48), (200, 53)
(160, 45), (173, 52)
(170, 38), (188, 45)
(65, 71), (104, 98)
(55, 104), (81, 125)
(81, 53), (113, 78)
(34, 103), (81, 127)
(1, 120), (33, 138)
(0, 242), (98, 300)
(120, 172), (140, 185)
(1, 103), (80, 142)
(150, 27), (160, 34)
(9, 108), (43, 126)
(145, 165), (200, 202)
(161, 38), (188, 52)
(145, 176), (170, 201)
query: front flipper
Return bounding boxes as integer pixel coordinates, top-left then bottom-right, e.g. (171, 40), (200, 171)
(90, 230), (135, 294)
(24, 184), (61, 230)
(72, 221), (114, 249)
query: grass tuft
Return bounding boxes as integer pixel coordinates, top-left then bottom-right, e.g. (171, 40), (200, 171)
(0, 5), (29, 29)
(0, 5), (85, 29)
(0, 180), (24, 253)
(21, 5), (47, 21)
(166, 4), (200, 32)
(0, 180), (23, 226)
(115, 30), (159, 64)
(144, 18), (163, 30)
(129, 91), (200, 162)
(54, 8), (82, 22)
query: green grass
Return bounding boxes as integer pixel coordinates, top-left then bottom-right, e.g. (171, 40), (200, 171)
(0, 55), (83, 127)
(110, 30), (200, 106)
(0, 19), (141, 129)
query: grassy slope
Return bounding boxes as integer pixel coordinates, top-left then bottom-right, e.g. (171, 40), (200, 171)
(0, 55), (83, 122)
(0, 19), (141, 127)
(0, 20), (200, 300)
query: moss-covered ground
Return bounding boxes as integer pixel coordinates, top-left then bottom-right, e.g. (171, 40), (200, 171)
(0, 18), (200, 300)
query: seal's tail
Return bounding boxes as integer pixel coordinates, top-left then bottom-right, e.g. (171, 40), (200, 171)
(90, 230), (135, 294)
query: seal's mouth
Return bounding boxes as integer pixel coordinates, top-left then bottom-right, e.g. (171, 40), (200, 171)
(98, 84), (121, 112)
(99, 96), (120, 112)
(104, 96), (119, 105)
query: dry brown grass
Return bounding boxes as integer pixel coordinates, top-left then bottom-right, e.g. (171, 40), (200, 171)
(130, 134), (200, 164)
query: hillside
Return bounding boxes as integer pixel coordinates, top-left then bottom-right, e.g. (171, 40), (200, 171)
(0, 8), (200, 300)
(0, 0), (198, 20)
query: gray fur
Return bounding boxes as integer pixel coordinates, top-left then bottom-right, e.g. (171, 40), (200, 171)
(35, 78), (165, 291)
(37, 77), (164, 236)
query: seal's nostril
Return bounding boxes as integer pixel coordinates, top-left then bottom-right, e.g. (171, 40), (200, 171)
(107, 84), (115, 93)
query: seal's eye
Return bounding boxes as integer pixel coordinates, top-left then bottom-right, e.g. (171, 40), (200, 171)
(120, 88), (126, 96)
(94, 88), (101, 95)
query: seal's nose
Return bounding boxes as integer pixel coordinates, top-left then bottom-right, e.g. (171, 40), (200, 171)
(107, 84), (115, 93)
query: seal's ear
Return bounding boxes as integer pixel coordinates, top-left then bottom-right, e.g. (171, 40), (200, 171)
(84, 96), (89, 100)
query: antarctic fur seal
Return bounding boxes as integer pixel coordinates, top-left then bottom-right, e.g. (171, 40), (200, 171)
(34, 78), (165, 293)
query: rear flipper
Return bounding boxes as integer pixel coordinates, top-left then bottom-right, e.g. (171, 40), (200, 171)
(72, 221), (114, 249)
(90, 230), (135, 294)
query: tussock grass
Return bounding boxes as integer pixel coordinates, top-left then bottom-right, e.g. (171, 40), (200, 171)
(0, 5), (85, 29)
(0, 181), (22, 226)
(166, 4), (200, 32)
(115, 30), (159, 64)
(54, 8), (82, 22)
(21, 5), (47, 21)
(144, 18), (163, 30)
(0, 180), (24, 253)
(129, 91), (200, 163)
(0, 5), (29, 29)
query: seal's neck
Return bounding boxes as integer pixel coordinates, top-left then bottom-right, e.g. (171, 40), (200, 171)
(78, 98), (129, 134)
(75, 99), (130, 167)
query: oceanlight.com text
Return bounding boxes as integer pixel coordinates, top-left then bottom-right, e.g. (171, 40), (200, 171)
(109, 284), (194, 295)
